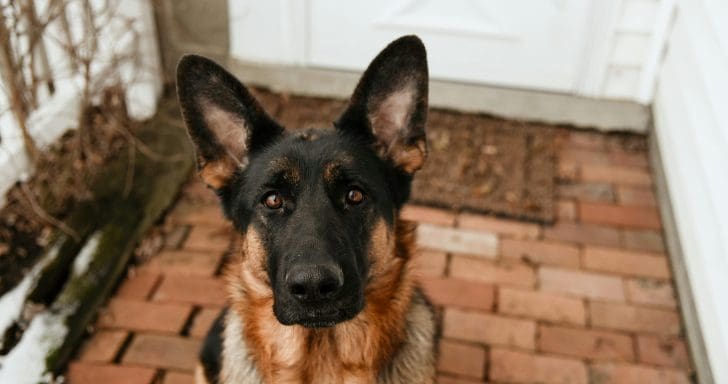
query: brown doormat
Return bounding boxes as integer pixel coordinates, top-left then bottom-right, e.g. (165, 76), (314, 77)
(252, 88), (556, 223)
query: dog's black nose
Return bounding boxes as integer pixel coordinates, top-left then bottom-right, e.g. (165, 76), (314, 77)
(286, 264), (344, 303)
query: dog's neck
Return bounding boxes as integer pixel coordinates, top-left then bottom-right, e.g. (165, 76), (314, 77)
(223, 219), (435, 384)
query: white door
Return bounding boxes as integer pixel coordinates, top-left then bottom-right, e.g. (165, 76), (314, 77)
(230, 0), (597, 94)
(307, 0), (592, 92)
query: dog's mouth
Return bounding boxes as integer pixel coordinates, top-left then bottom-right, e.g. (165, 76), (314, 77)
(274, 295), (364, 328)
(298, 318), (338, 329)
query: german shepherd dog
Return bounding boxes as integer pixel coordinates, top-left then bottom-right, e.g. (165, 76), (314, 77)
(176, 35), (436, 384)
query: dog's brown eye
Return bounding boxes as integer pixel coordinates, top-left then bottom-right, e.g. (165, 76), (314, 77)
(263, 192), (283, 209)
(346, 188), (364, 205)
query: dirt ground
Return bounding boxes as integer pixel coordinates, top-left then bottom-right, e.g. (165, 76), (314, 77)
(0, 99), (129, 296)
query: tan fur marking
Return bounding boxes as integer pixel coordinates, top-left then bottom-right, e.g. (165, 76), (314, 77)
(199, 156), (239, 190)
(270, 157), (301, 185)
(227, 228), (271, 302)
(394, 139), (427, 174)
(322, 162), (340, 184)
(323, 154), (356, 184)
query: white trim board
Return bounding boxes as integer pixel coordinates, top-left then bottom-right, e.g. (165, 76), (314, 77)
(649, 132), (714, 384)
(227, 58), (649, 132)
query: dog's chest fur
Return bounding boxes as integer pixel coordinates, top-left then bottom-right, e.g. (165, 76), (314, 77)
(218, 290), (436, 384)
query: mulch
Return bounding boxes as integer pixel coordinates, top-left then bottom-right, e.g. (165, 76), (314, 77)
(252, 88), (557, 223)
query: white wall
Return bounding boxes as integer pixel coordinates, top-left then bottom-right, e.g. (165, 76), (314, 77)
(652, 0), (728, 382)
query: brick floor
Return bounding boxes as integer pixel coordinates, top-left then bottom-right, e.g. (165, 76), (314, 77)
(65, 130), (694, 383)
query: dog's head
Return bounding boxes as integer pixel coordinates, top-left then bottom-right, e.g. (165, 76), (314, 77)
(176, 36), (428, 328)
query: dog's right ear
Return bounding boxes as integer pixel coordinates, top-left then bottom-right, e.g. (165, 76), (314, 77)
(176, 54), (284, 190)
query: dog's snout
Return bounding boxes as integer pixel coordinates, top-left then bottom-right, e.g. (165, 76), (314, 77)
(286, 264), (344, 303)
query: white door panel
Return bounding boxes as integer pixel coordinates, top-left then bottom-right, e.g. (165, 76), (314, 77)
(307, 0), (592, 92)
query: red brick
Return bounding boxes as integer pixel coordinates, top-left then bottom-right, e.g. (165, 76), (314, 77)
(450, 256), (535, 288)
(559, 148), (610, 165)
(443, 308), (536, 350)
(417, 224), (498, 258)
(183, 225), (232, 253)
(539, 325), (634, 361)
(413, 250), (448, 277)
(163, 371), (195, 384)
(568, 131), (606, 150)
(436, 376), (482, 384)
(401, 205), (456, 226)
(580, 202), (662, 230)
(189, 308), (224, 339)
(153, 275), (227, 306)
(78, 330), (129, 363)
(539, 267), (625, 301)
(637, 335), (691, 369)
(67, 363), (156, 384)
(145, 250), (222, 276)
(98, 299), (192, 334)
(490, 348), (588, 384)
(557, 200), (578, 221)
(179, 182), (220, 203)
(557, 182), (615, 202)
(604, 136), (646, 153)
(590, 302), (681, 335)
(617, 186), (657, 207)
(437, 339), (486, 379)
(420, 277), (495, 311)
(589, 363), (691, 384)
(122, 334), (201, 371)
(172, 205), (226, 226)
(608, 150), (649, 168)
(580, 164), (653, 186)
(622, 229), (665, 253)
(582, 246), (670, 279)
(457, 213), (541, 239)
(116, 270), (161, 300)
(164, 225), (190, 250)
(626, 278), (677, 308)
(499, 288), (585, 325)
(558, 162), (579, 181)
(501, 238), (580, 268)
(543, 222), (620, 247)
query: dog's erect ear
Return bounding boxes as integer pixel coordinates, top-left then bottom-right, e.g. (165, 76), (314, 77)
(337, 35), (428, 174)
(176, 54), (284, 190)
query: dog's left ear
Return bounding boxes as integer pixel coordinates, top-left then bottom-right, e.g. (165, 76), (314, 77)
(176, 54), (284, 190)
(337, 35), (429, 174)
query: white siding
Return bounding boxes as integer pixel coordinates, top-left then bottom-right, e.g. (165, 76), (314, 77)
(652, 0), (728, 382)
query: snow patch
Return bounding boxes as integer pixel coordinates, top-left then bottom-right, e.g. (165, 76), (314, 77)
(0, 242), (61, 348)
(71, 232), (101, 278)
(0, 308), (72, 384)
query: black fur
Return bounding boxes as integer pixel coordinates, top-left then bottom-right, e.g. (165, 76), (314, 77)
(199, 308), (226, 383)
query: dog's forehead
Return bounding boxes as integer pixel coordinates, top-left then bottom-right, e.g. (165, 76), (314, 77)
(250, 129), (364, 182)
